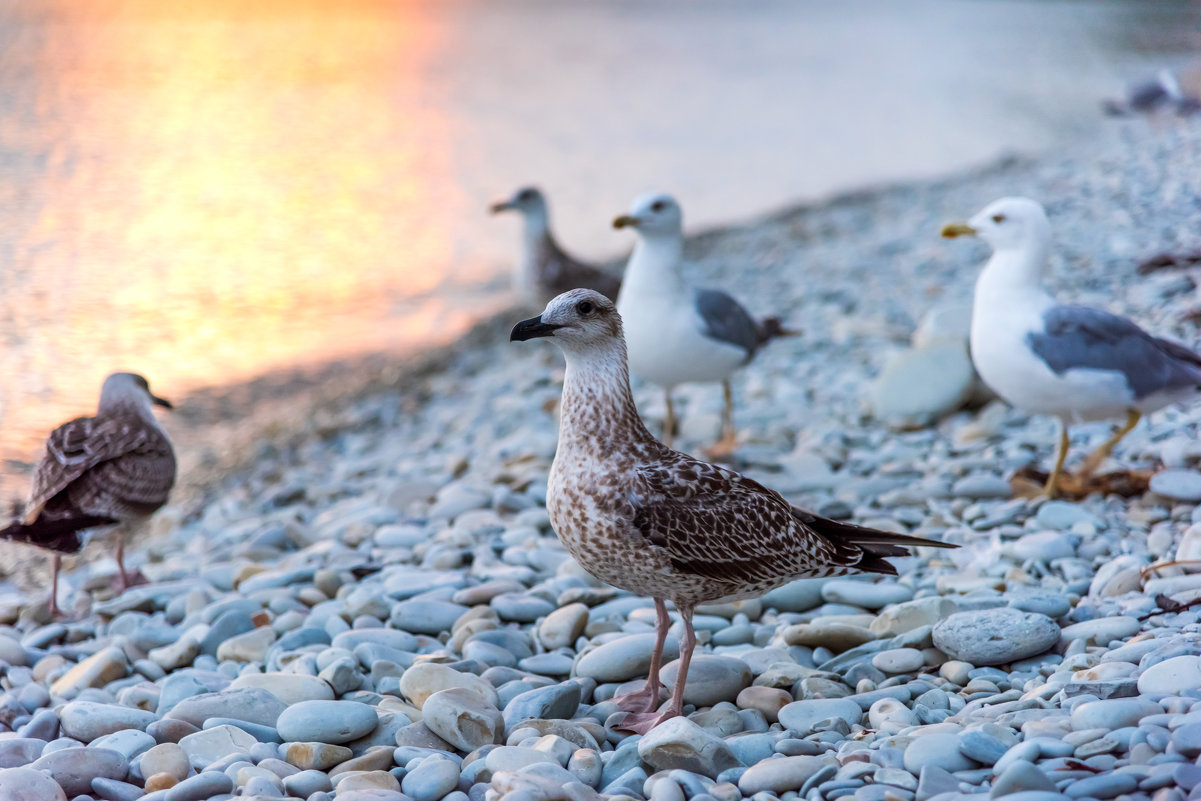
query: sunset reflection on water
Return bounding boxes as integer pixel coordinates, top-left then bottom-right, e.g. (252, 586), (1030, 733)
(0, 0), (496, 489)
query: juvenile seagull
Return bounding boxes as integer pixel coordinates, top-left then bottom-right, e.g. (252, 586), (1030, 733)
(1, 372), (176, 615)
(511, 289), (955, 733)
(613, 192), (791, 454)
(943, 197), (1201, 497)
(490, 186), (622, 306)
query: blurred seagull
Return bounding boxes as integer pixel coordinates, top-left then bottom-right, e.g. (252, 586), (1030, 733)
(0, 372), (176, 615)
(490, 186), (622, 306)
(943, 197), (1201, 497)
(511, 289), (955, 733)
(613, 192), (793, 455)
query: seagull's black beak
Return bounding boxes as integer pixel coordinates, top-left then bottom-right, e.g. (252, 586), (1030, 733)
(152, 394), (174, 410)
(510, 316), (562, 342)
(490, 200), (515, 214)
(612, 214), (640, 229)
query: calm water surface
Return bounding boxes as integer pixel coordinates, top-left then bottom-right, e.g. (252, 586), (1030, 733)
(0, 0), (1197, 495)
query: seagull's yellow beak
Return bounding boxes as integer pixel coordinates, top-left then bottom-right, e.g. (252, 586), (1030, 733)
(940, 222), (977, 239)
(613, 214), (640, 230)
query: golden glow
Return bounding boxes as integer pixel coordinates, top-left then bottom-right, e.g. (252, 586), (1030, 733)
(0, 1), (491, 484)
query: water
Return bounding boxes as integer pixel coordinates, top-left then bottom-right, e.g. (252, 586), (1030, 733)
(0, 0), (1196, 495)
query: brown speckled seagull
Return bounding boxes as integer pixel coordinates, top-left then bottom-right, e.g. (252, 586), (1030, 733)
(1, 372), (176, 616)
(491, 186), (622, 307)
(511, 289), (957, 733)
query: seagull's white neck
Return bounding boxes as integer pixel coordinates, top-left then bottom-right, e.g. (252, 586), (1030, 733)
(558, 342), (655, 452)
(621, 232), (686, 300)
(520, 207), (551, 247)
(974, 239), (1052, 305)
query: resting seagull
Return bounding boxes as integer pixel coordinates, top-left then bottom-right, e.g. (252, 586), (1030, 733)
(511, 289), (955, 732)
(943, 197), (1201, 497)
(1, 372), (176, 615)
(613, 192), (792, 454)
(490, 186), (622, 306)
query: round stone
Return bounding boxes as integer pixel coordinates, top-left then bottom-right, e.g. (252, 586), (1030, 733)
(0, 766), (68, 801)
(737, 755), (827, 795)
(574, 633), (681, 682)
(903, 732), (975, 774)
(660, 655), (751, 707)
(932, 608), (1058, 666)
(1137, 655), (1201, 696)
(1149, 469), (1201, 501)
(401, 757), (461, 801)
(777, 698), (862, 735)
(275, 701), (379, 745)
(871, 648), (924, 674)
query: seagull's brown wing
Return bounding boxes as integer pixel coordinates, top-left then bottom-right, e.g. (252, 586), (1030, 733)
(630, 455), (853, 587)
(23, 414), (163, 522)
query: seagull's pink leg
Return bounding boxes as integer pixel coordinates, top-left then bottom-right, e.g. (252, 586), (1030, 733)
(614, 598), (670, 713)
(619, 604), (696, 733)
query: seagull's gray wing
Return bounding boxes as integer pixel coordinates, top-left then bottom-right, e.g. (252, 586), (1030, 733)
(1027, 305), (1201, 399)
(693, 288), (761, 359)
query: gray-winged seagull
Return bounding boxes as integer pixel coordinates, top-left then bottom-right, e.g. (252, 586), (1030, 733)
(943, 197), (1201, 497)
(491, 186), (622, 306)
(613, 192), (793, 455)
(511, 289), (955, 732)
(1, 372), (176, 615)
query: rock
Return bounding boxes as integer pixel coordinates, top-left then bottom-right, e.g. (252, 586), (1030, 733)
(402, 757), (461, 801)
(398, 662), (500, 709)
(91, 729), (156, 760)
(735, 687), (792, 723)
(903, 732), (975, 774)
(781, 622), (875, 651)
(503, 683), (581, 729)
(933, 608), (1058, 666)
(760, 579), (827, 613)
(574, 634), (681, 682)
(139, 743), (190, 781)
(421, 688), (503, 752)
(58, 702), (158, 743)
(48, 647), (128, 698)
(215, 626), (276, 662)
(821, 580), (913, 609)
(391, 600), (470, 636)
(871, 597), (956, 636)
(1035, 502), (1099, 531)
(1149, 469), (1201, 501)
(0, 766), (68, 801)
(91, 777), (145, 801)
(229, 672), (336, 705)
(1070, 699), (1162, 731)
(178, 724), (257, 768)
(777, 698), (862, 735)
(537, 603), (589, 650)
(163, 771), (234, 801)
(737, 755), (826, 794)
(991, 760), (1057, 796)
(166, 687), (288, 728)
(660, 655), (751, 707)
(869, 341), (975, 427)
(31, 747), (127, 796)
(276, 700), (379, 745)
(1136, 654), (1201, 695)
(0, 739), (46, 768)
(283, 741), (354, 770)
(1058, 616), (1140, 646)
(872, 648), (925, 674)
(635, 717), (741, 778)
(1011, 531), (1076, 562)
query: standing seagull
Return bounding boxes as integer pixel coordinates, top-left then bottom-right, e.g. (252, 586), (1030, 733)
(943, 197), (1201, 497)
(1, 372), (176, 615)
(490, 186), (622, 306)
(613, 192), (792, 455)
(511, 289), (955, 733)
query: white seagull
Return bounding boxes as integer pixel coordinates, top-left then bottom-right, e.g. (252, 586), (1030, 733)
(490, 186), (622, 307)
(1, 372), (176, 615)
(943, 197), (1201, 497)
(510, 289), (954, 733)
(613, 192), (793, 454)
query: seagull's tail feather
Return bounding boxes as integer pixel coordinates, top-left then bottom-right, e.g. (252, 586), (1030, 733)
(792, 507), (958, 575)
(0, 513), (114, 554)
(757, 316), (801, 345)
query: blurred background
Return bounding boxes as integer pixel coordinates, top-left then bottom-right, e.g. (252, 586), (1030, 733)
(0, 0), (1198, 497)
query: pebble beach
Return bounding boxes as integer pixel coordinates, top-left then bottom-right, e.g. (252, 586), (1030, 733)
(2, 118), (1201, 801)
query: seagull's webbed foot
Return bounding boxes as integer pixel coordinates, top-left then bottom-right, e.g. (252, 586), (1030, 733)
(704, 432), (740, 461)
(613, 681), (665, 714)
(615, 704), (683, 735)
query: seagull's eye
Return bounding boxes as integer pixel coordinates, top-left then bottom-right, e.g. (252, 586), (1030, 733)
(991, 214), (1006, 224)
(650, 201), (666, 213)
(576, 300), (595, 316)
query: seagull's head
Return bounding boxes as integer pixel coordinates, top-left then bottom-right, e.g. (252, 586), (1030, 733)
(490, 186), (547, 218)
(99, 372), (173, 413)
(510, 289), (624, 354)
(613, 192), (683, 238)
(941, 197), (1051, 253)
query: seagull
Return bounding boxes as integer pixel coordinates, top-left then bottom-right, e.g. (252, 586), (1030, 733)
(0, 372), (176, 615)
(511, 289), (955, 733)
(942, 197), (1201, 497)
(490, 186), (622, 306)
(613, 192), (792, 455)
